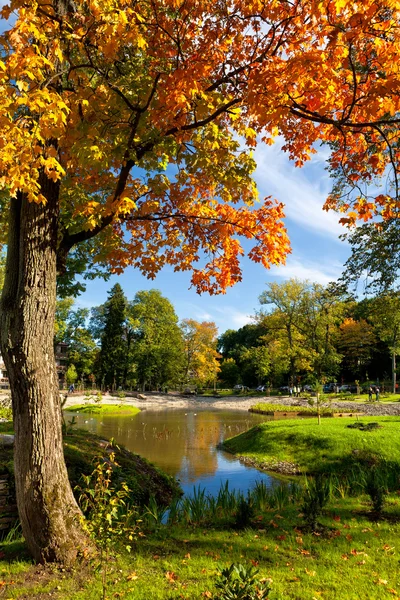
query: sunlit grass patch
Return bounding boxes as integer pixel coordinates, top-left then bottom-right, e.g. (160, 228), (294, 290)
(223, 416), (400, 476)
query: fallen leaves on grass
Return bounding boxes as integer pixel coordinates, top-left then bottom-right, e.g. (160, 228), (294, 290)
(165, 571), (179, 583)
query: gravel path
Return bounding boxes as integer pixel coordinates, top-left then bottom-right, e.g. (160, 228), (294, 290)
(249, 396), (400, 416)
(62, 392), (400, 416)
(2, 390), (399, 415)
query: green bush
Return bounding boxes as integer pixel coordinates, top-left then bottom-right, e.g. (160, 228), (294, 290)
(214, 563), (271, 600)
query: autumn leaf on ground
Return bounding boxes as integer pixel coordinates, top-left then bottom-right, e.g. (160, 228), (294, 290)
(126, 572), (138, 581)
(251, 560), (259, 567)
(166, 571), (179, 583)
(269, 520), (278, 528)
(350, 549), (368, 556)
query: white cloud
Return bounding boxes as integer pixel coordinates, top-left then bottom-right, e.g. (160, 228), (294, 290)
(213, 306), (254, 329)
(178, 301), (254, 332)
(268, 256), (343, 285)
(253, 142), (345, 240)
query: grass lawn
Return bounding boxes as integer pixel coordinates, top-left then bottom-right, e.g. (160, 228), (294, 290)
(1, 494), (400, 599)
(64, 403), (140, 415)
(326, 393), (400, 403)
(249, 403), (360, 416)
(2, 416), (400, 598)
(223, 416), (400, 475)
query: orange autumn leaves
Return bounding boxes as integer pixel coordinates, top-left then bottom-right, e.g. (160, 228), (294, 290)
(0, 0), (400, 291)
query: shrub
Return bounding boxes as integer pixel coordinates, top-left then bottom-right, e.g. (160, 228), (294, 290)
(214, 563), (271, 600)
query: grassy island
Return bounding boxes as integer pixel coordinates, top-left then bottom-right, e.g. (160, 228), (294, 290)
(222, 416), (400, 475)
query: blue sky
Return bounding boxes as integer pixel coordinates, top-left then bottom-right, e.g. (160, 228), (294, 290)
(75, 141), (351, 333)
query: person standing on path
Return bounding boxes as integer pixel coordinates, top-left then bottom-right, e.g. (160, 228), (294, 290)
(368, 386), (373, 402)
(375, 386), (380, 402)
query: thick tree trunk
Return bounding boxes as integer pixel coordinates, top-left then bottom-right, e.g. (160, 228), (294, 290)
(0, 178), (88, 564)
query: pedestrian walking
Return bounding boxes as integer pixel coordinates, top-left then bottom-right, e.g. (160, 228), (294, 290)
(375, 386), (380, 402)
(368, 386), (373, 402)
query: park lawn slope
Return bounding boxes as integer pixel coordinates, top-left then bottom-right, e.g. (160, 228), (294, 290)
(0, 428), (180, 508)
(222, 416), (400, 475)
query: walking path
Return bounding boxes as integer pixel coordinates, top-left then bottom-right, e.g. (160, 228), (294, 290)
(62, 392), (400, 415)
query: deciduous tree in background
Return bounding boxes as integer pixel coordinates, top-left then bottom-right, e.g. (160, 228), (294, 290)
(338, 318), (376, 380)
(129, 289), (184, 390)
(181, 319), (220, 387)
(1, 0), (400, 564)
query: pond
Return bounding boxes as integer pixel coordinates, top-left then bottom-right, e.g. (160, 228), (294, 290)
(68, 408), (284, 497)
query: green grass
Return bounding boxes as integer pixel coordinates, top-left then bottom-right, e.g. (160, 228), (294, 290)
(326, 392), (400, 403)
(2, 494), (400, 599)
(249, 403), (349, 416)
(223, 416), (400, 476)
(0, 406), (12, 421)
(64, 403), (140, 415)
(0, 420), (13, 434)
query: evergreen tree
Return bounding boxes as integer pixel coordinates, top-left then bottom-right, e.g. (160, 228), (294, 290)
(97, 284), (128, 389)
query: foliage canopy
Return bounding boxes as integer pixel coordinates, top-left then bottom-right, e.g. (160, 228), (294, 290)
(1, 0), (400, 292)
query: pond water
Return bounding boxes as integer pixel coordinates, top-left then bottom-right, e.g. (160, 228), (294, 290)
(68, 408), (283, 497)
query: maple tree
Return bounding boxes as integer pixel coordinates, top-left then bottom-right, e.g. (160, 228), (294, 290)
(180, 319), (220, 386)
(0, 0), (399, 565)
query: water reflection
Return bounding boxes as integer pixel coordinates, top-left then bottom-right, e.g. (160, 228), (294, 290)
(69, 408), (281, 496)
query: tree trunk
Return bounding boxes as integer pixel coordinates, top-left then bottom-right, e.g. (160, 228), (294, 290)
(393, 350), (396, 395)
(0, 179), (88, 564)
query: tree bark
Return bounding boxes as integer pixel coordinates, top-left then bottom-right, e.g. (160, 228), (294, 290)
(0, 176), (88, 564)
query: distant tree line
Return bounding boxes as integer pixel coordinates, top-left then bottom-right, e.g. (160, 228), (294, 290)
(218, 279), (400, 393)
(56, 284), (220, 391)
(56, 278), (400, 393)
